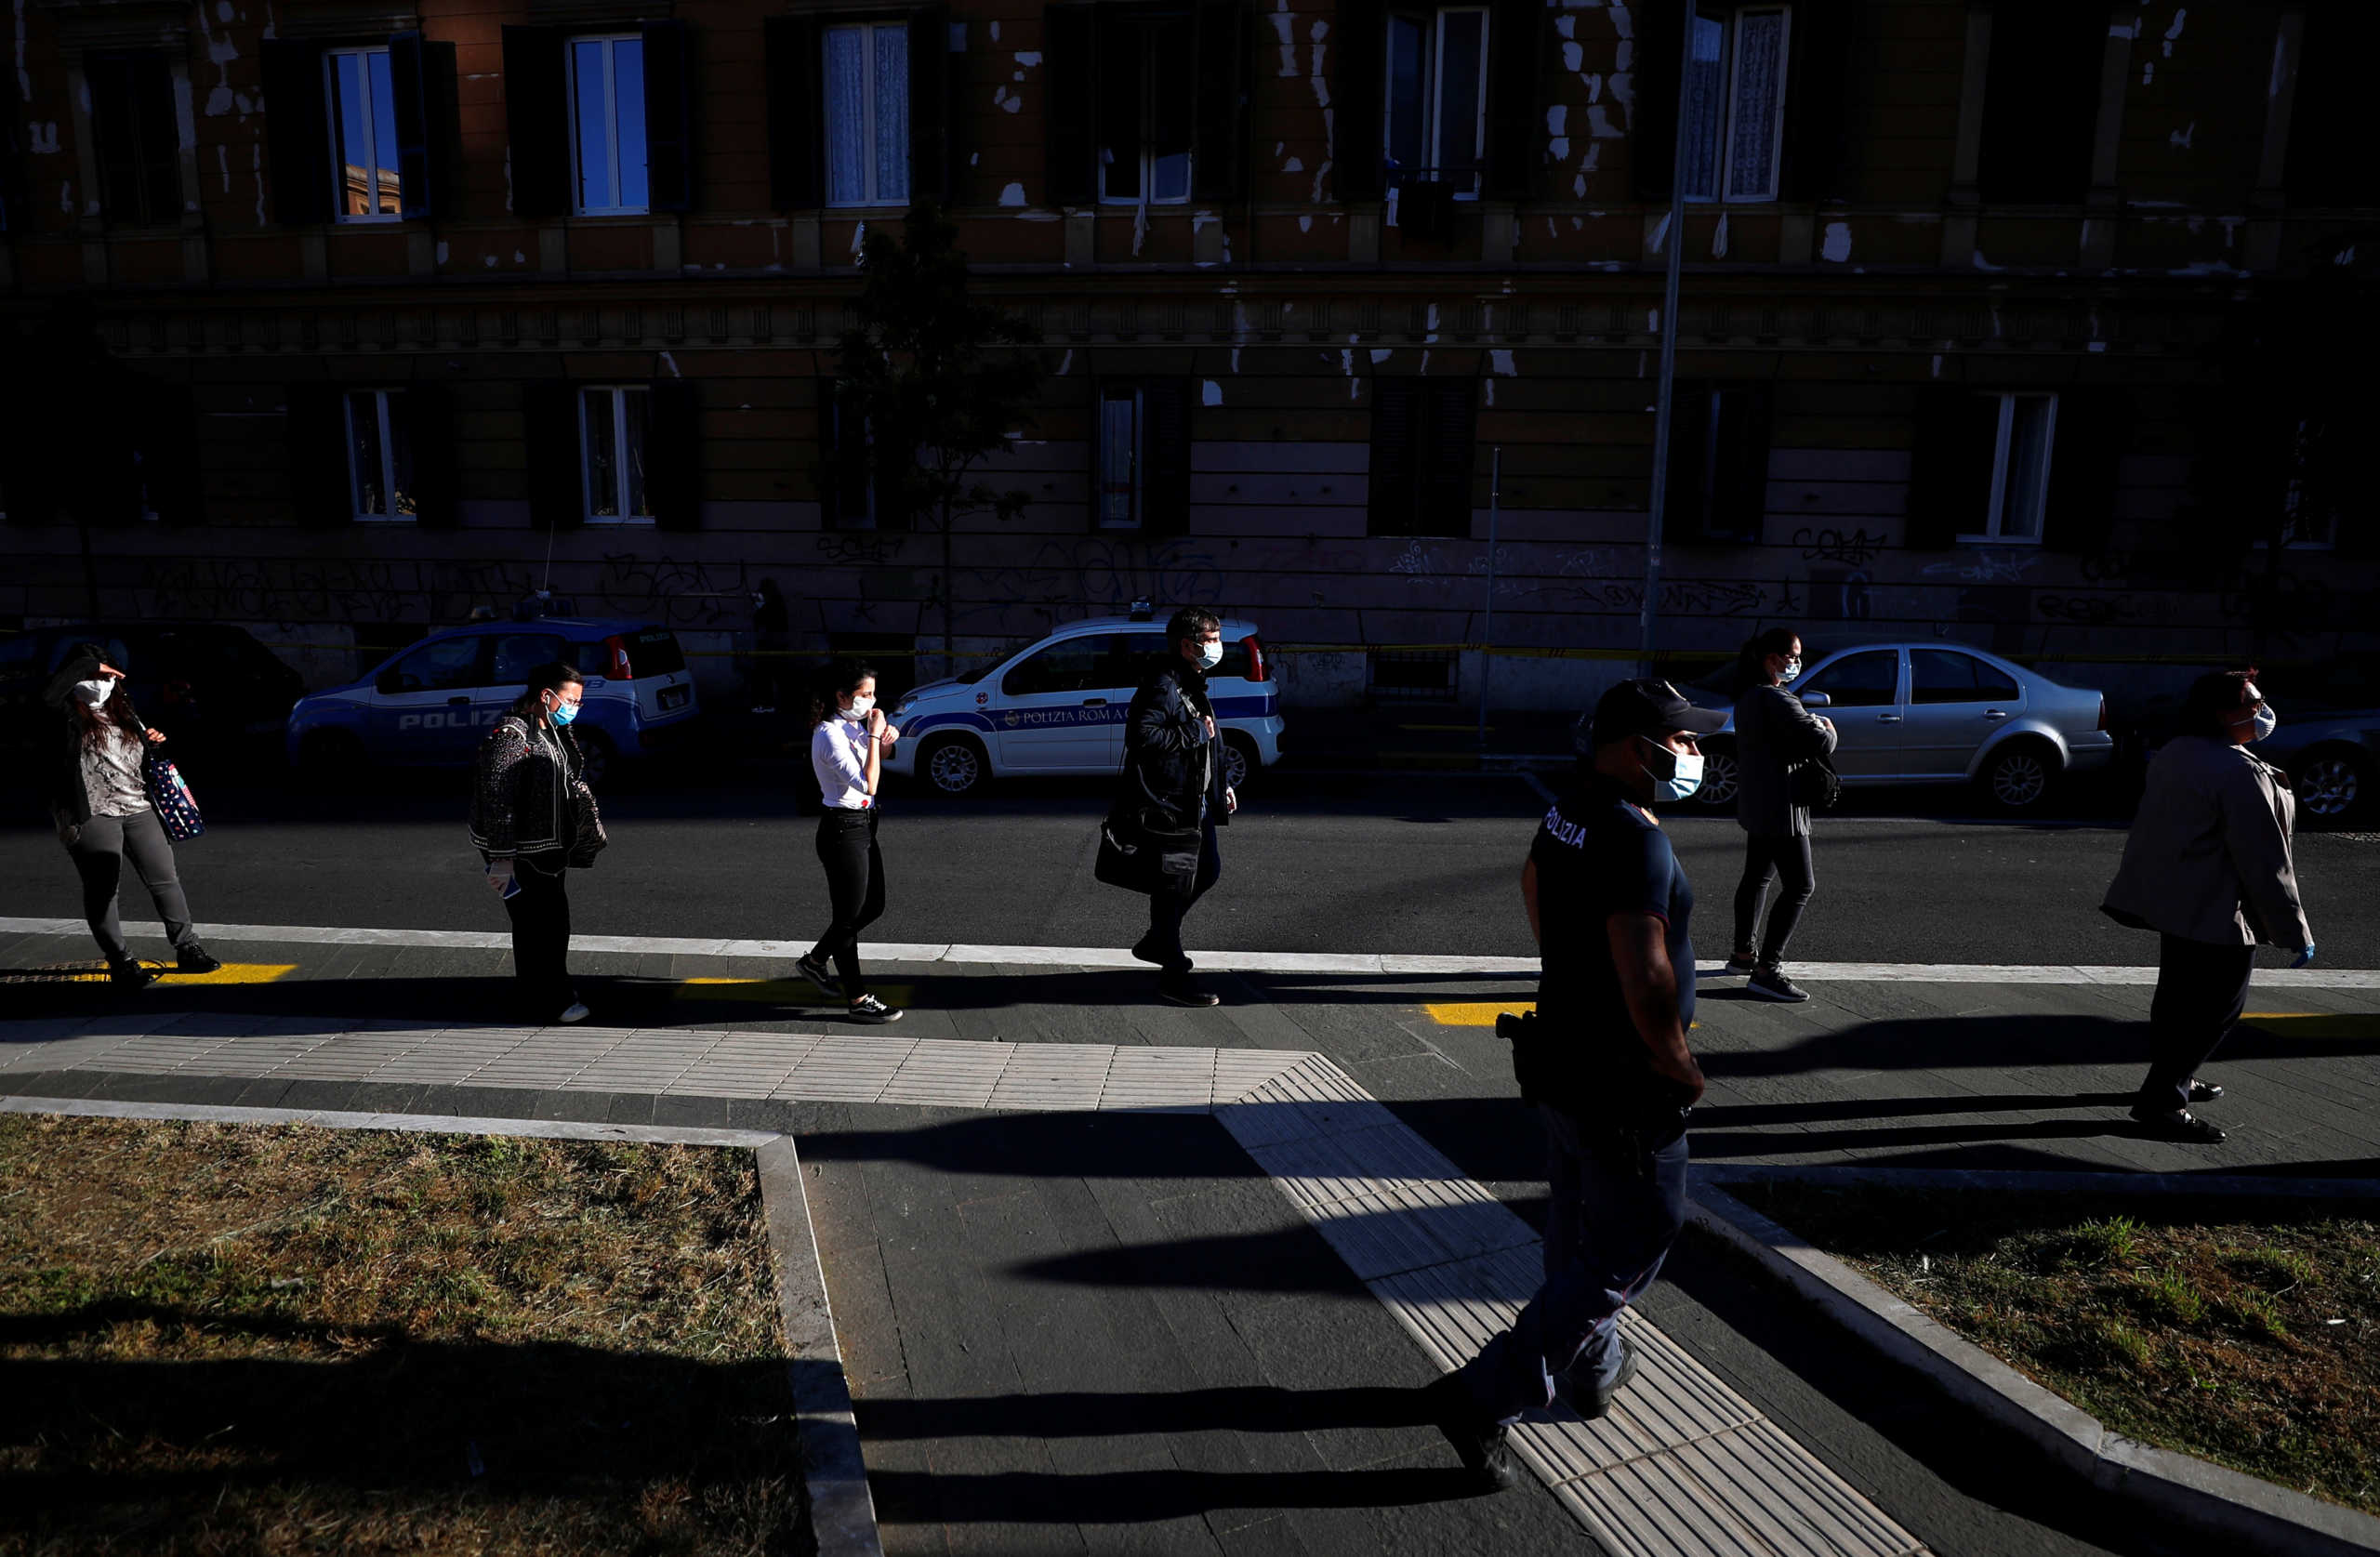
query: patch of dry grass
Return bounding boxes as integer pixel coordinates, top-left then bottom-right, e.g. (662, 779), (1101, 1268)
(0, 1115), (807, 1555)
(1733, 1181), (2380, 1514)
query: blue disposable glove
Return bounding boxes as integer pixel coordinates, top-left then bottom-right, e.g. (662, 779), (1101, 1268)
(2289, 943), (2316, 970)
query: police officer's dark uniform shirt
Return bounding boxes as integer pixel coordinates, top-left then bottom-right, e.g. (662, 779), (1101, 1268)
(1525, 773), (1695, 1116)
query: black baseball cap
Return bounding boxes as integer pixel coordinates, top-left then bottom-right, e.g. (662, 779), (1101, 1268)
(1587, 678), (1729, 747)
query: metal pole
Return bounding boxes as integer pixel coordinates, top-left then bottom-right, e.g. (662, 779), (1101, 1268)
(1478, 446), (1501, 746)
(1637, 0), (1699, 681)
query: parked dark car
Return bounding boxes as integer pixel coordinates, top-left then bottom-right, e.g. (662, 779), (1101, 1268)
(2254, 656), (2379, 827)
(0, 621), (305, 764)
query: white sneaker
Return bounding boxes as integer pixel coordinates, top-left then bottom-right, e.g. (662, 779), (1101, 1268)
(557, 1002), (591, 1023)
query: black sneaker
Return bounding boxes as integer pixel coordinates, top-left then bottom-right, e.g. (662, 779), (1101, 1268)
(1746, 967), (1809, 1003)
(796, 953), (842, 998)
(2188, 1079), (2224, 1103)
(108, 958), (158, 988)
(175, 945), (222, 975)
(848, 995), (903, 1024)
(1422, 1375), (1517, 1493)
(2129, 1104), (2224, 1144)
(1157, 976), (1219, 1008)
(1722, 954), (1759, 977)
(1577, 1339), (1640, 1422)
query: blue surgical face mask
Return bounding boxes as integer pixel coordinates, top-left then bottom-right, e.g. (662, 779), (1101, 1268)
(2250, 705), (2277, 743)
(1640, 736), (1705, 802)
(1777, 657), (1803, 685)
(549, 699), (579, 727)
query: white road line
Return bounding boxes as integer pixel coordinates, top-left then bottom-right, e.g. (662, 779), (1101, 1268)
(0, 1024), (1925, 1555)
(7, 916), (2376, 987)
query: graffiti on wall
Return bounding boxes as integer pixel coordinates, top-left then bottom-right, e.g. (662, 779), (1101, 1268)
(1792, 527), (1887, 567)
(139, 557), (542, 623)
(950, 537), (1225, 629)
(594, 552), (750, 627)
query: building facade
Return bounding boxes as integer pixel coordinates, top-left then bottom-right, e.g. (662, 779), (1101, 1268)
(1, 0), (2373, 710)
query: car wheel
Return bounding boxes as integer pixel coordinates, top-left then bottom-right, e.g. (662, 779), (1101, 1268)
(1983, 742), (2056, 811)
(2293, 747), (2368, 826)
(919, 733), (988, 798)
(575, 728), (618, 787)
(296, 729), (364, 775)
(1223, 732), (1256, 793)
(1694, 740), (1739, 809)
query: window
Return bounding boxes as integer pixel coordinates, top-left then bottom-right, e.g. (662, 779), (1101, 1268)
(88, 54), (182, 227)
(1679, 6), (1790, 203)
(1002, 636), (1119, 697)
(343, 390), (416, 521)
(1368, 379), (1476, 537)
(1965, 392), (2056, 544)
(1801, 650), (1898, 708)
(2274, 419), (2338, 549)
(824, 21), (909, 206)
(1098, 387), (1145, 527)
(569, 34), (649, 214)
(491, 633), (567, 685)
(1098, 15), (1193, 204)
(1667, 382), (1773, 541)
(1385, 7), (1488, 194)
(386, 636), (484, 693)
(1910, 651), (2020, 706)
(324, 47), (402, 219)
(579, 386), (653, 523)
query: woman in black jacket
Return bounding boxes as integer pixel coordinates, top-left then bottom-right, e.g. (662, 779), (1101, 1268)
(1727, 628), (1836, 1002)
(45, 642), (220, 984)
(469, 661), (604, 1023)
(1116, 607), (1236, 1007)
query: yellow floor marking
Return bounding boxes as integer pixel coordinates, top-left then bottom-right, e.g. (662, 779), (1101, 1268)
(178, 963), (299, 984)
(4, 960), (299, 985)
(677, 977), (915, 1005)
(1424, 1001), (1535, 1026)
(2241, 1012), (2380, 1040)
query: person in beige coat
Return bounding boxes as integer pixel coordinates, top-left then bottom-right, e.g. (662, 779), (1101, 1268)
(2102, 668), (2315, 1143)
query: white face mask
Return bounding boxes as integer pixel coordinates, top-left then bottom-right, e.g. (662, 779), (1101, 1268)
(1641, 736), (1705, 802)
(1195, 640), (1223, 670)
(2249, 705), (2277, 743)
(75, 678), (114, 707)
(1777, 657), (1803, 685)
(844, 694), (875, 719)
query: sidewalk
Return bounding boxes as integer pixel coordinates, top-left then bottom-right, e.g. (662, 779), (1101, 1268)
(5, 918), (2375, 1555)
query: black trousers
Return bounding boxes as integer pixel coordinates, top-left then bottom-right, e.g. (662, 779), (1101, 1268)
(1144, 818), (1223, 975)
(2138, 932), (2256, 1112)
(812, 808), (886, 997)
(1732, 830), (1815, 966)
(66, 809), (197, 964)
(504, 851), (574, 1018)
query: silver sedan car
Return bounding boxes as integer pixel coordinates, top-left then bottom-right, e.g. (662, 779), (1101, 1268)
(1693, 643), (2116, 812)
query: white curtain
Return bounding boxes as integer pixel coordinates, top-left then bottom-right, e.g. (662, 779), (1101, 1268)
(825, 29), (867, 204)
(1727, 10), (1788, 200)
(1679, 15), (1726, 201)
(874, 26), (910, 204)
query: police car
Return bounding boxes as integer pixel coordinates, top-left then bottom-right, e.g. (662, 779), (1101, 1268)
(886, 614), (1285, 797)
(285, 617), (699, 783)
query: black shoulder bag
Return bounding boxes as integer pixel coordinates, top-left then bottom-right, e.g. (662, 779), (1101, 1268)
(1787, 749), (1840, 811)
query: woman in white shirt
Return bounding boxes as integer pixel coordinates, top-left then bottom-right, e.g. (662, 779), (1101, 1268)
(797, 662), (903, 1023)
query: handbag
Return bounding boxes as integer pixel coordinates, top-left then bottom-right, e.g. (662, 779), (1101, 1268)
(566, 778), (608, 865)
(144, 752), (205, 842)
(1093, 808), (1198, 898)
(1787, 750), (1840, 811)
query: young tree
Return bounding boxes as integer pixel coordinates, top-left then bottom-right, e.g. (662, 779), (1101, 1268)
(833, 206), (1044, 668)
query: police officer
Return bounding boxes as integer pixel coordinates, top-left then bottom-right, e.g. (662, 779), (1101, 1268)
(1426, 679), (1726, 1490)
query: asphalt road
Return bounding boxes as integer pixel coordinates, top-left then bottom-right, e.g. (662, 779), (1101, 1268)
(5, 762), (2372, 969)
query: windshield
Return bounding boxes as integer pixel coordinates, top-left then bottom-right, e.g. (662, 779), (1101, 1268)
(957, 665), (994, 684)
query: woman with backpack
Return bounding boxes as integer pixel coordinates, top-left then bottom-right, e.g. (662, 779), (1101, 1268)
(469, 660), (606, 1023)
(795, 660), (904, 1024)
(45, 642), (220, 984)
(1727, 628), (1835, 1003)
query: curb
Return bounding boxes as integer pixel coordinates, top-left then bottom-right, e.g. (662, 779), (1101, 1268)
(1687, 1184), (2380, 1557)
(755, 1138), (886, 1557)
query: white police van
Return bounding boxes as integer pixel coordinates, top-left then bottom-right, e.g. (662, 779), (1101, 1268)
(886, 614), (1285, 797)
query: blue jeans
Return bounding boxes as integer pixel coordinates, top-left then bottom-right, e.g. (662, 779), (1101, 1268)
(1460, 1104), (1690, 1424)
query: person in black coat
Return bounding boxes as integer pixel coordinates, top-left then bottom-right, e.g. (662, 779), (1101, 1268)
(1726, 627), (1836, 1003)
(1117, 607), (1236, 1006)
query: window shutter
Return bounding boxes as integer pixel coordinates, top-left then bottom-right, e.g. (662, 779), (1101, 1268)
(1143, 379), (1194, 535)
(1905, 386), (1996, 550)
(1044, 6), (1098, 205)
(261, 39), (331, 225)
(650, 379), (702, 531)
(1662, 382), (1713, 540)
(2285, 6), (2378, 202)
(1097, 18), (1144, 198)
(1368, 379), (1417, 534)
(285, 383), (350, 529)
(128, 56), (181, 222)
(1631, 0), (1682, 203)
(2046, 389), (2130, 556)
(1976, 1), (2099, 203)
(908, 7), (951, 205)
(522, 382), (585, 531)
(390, 33), (437, 218)
(1781, 0), (1853, 203)
(1713, 384), (1775, 541)
(1485, 0), (1540, 201)
(73, 362), (145, 527)
(642, 20), (695, 213)
(1334, 0), (1384, 201)
(766, 18), (824, 210)
(0, 366), (60, 525)
(147, 381), (205, 529)
(409, 383), (460, 530)
(503, 27), (569, 218)
(1425, 381), (1477, 536)
(1192, 0), (1250, 202)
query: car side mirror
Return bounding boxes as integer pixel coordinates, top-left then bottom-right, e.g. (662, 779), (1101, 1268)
(1799, 691), (1831, 708)
(375, 669), (404, 696)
